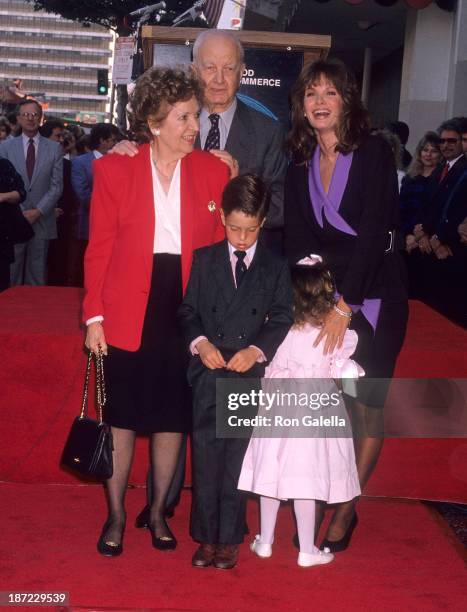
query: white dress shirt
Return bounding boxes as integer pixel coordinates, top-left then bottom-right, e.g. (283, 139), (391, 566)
(86, 154), (182, 326)
(447, 154), (464, 170)
(151, 156), (181, 254)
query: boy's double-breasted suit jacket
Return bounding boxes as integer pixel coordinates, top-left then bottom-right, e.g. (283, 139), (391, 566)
(178, 239), (293, 386)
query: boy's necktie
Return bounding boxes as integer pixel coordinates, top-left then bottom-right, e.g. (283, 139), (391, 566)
(204, 114), (220, 150)
(26, 138), (35, 181)
(234, 250), (247, 288)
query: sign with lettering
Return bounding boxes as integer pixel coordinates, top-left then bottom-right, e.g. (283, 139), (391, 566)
(239, 48), (303, 128)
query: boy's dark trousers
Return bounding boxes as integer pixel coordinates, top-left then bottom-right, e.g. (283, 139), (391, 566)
(190, 367), (260, 545)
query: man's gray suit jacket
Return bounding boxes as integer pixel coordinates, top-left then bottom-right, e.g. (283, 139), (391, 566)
(197, 98), (287, 229)
(0, 135), (63, 240)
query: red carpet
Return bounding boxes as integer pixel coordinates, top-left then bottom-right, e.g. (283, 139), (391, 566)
(1, 287), (466, 502)
(1, 484), (466, 612)
(1, 289), (466, 611)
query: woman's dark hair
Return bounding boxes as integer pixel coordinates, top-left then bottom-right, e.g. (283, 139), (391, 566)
(407, 131), (441, 178)
(373, 129), (402, 170)
(89, 123), (120, 150)
(39, 119), (64, 139)
(291, 262), (335, 327)
(221, 173), (270, 220)
(128, 66), (203, 143)
(76, 134), (91, 155)
(286, 59), (371, 163)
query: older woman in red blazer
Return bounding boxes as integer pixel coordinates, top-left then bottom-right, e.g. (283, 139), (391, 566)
(84, 67), (229, 557)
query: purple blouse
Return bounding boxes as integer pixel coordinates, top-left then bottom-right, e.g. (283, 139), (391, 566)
(308, 145), (381, 331)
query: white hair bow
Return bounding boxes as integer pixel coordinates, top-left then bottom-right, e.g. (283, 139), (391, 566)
(296, 254), (323, 267)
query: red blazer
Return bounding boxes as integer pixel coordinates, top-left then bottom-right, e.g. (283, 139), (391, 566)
(83, 145), (229, 351)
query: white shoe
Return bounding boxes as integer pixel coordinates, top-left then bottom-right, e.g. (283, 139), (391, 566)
(250, 535), (272, 558)
(297, 547), (334, 567)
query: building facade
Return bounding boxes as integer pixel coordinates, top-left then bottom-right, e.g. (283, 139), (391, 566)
(0, 0), (113, 122)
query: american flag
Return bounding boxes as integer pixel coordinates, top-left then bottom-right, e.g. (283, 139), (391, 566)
(203, 0), (225, 27)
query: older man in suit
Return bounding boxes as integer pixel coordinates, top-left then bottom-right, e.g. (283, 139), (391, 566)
(417, 119), (467, 257)
(192, 29), (287, 233)
(0, 100), (62, 285)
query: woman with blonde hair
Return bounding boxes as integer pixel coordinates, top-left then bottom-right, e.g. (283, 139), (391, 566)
(400, 132), (441, 250)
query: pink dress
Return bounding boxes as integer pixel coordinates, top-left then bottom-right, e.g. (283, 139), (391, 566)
(238, 325), (362, 503)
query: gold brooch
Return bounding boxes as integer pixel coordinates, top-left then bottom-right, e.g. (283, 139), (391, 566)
(208, 201), (216, 212)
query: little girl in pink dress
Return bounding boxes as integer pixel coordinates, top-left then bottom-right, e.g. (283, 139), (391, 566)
(237, 255), (363, 567)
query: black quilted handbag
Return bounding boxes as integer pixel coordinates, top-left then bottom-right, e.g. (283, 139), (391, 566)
(61, 350), (113, 480)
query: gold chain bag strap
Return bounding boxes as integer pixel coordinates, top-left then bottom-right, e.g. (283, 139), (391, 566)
(61, 350), (113, 480)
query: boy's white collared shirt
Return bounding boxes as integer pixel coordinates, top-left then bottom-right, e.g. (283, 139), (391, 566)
(228, 241), (257, 285)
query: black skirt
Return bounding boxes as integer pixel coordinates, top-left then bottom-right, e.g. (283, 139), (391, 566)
(103, 254), (191, 433)
(350, 300), (408, 408)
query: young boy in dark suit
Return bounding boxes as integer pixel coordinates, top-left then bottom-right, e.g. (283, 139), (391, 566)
(179, 174), (293, 569)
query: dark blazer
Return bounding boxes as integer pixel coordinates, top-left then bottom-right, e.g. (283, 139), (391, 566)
(284, 135), (407, 305)
(178, 239), (293, 384)
(225, 100), (287, 229)
(196, 99), (287, 229)
(434, 168), (467, 252)
(0, 158), (29, 264)
(421, 156), (467, 237)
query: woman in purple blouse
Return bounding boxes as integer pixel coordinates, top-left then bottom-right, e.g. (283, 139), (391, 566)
(284, 60), (408, 552)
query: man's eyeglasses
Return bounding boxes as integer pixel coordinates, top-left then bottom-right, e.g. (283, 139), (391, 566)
(439, 138), (460, 144)
(19, 112), (40, 119)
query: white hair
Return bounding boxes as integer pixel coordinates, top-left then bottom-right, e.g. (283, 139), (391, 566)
(192, 29), (244, 65)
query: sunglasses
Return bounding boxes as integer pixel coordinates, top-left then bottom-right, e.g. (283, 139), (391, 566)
(439, 138), (460, 144)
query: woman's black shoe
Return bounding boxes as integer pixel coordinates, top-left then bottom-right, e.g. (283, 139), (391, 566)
(149, 519), (177, 551)
(319, 514), (358, 553)
(135, 504), (174, 529)
(97, 520), (125, 557)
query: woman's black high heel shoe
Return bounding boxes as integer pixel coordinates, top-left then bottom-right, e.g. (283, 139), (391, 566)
(149, 519), (177, 551)
(319, 514), (358, 553)
(97, 519), (125, 557)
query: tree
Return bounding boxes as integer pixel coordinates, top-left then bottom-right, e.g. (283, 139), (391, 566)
(27, 2), (194, 129)
(28, 1), (140, 33)
(28, 1), (194, 32)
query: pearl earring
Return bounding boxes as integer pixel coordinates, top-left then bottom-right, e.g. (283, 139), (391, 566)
(153, 128), (160, 136)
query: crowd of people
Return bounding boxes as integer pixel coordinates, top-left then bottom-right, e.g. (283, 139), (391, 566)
(380, 117), (467, 325)
(0, 28), (465, 572)
(0, 102), (122, 288)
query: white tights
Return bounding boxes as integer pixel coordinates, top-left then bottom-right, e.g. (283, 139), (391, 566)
(259, 496), (317, 554)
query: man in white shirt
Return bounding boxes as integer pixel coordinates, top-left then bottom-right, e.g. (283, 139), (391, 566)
(0, 100), (63, 285)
